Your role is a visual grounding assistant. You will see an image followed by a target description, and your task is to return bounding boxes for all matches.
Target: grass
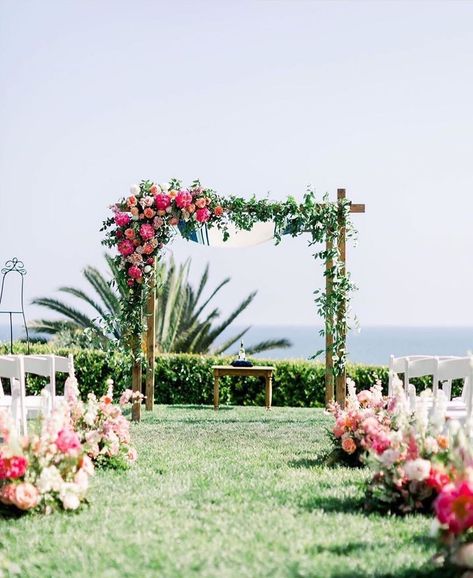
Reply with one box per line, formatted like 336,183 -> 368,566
0,406 -> 455,578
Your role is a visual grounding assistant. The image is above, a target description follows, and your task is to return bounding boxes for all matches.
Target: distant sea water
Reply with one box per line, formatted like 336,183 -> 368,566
217,325 -> 473,365
2,325 -> 473,366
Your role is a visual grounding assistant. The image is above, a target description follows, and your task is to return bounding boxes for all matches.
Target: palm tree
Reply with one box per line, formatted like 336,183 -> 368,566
30,255 -> 291,355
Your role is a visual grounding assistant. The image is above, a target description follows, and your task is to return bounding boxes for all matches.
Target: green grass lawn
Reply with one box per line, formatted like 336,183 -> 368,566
0,406 -> 454,578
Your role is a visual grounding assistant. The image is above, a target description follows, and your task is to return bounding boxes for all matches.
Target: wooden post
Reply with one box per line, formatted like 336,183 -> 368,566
131,341 -> 142,422
145,280 -> 156,411
335,188 -> 347,406
325,234 -> 335,405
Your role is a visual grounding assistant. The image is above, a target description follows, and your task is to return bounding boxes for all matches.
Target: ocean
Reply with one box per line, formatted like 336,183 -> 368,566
1,325 -> 472,366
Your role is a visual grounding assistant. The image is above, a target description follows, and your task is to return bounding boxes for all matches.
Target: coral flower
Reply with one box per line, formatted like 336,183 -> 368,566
341,437 -> 357,455
124,228 -> 135,240
143,208 -> 155,219
127,195 -> 137,207
435,480 -> 473,534
214,206 -> 224,217
195,198 -> 206,209
149,184 -> 158,195
12,482 -> 39,511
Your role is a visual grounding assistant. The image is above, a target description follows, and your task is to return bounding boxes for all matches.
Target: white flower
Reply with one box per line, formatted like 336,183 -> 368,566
130,184 -> 140,196
144,265 -> 152,274
404,458 -> 431,481
424,436 -> 439,455
420,388 -> 433,399
379,448 -> 400,468
160,182 -> 169,192
37,466 -> 63,494
59,483 -> 82,510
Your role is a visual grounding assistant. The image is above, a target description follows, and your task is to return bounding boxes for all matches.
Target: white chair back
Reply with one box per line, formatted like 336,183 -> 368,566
0,355 -> 27,434
437,356 -> 473,418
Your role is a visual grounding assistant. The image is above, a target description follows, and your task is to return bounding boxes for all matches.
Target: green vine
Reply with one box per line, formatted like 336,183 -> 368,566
102,180 -> 357,376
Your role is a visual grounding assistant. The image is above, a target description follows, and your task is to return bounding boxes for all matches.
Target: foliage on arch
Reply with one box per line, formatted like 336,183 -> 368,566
102,179 -> 356,374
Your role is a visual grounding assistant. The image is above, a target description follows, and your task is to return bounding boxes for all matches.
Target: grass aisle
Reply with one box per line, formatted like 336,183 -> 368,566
1,406 -> 452,578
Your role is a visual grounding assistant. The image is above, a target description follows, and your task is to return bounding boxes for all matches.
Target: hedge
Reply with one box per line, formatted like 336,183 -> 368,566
1,343 -> 444,407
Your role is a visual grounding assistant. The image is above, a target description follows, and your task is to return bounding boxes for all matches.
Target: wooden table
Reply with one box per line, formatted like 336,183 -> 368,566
212,365 -> 275,410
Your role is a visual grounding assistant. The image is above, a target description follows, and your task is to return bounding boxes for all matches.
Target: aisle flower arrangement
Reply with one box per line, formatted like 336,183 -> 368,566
0,407 -> 94,513
327,378 -> 392,467
364,387 -> 451,514
67,379 -> 140,469
432,424 -> 473,574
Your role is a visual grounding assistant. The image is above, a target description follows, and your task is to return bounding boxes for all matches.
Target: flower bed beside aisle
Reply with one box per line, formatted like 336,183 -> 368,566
0,378 -> 139,514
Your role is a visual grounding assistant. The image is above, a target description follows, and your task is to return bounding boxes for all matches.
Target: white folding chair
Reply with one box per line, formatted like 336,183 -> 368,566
23,353 -> 75,408
22,355 -> 55,418
436,357 -> 473,420
388,354 -> 460,397
0,355 -> 27,434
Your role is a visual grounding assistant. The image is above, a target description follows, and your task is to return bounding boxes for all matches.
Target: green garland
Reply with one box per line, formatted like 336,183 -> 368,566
102,180 -> 356,375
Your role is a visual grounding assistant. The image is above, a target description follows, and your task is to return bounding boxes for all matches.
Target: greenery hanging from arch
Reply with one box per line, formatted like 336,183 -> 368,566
101,179 -> 356,375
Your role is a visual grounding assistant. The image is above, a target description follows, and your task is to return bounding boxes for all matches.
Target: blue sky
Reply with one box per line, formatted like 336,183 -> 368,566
1,0 -> 472,327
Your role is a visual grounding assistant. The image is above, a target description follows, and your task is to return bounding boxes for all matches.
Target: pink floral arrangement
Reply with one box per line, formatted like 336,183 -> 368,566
327,378 -> 392,466
432,425 -> 473,573
66,380 -> 140,469
0,407 -> 94,513
103,180 -> 225,289
364,386 -> 451,514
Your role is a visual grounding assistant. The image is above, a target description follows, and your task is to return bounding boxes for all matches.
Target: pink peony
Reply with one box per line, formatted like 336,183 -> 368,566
195,207 -> 210,223
0,454 -> 28,479
128,266 -> 142,279
127,279 -> 134,286
117,239 -> 135,256
12,482 -> 39,510
139,223 -> 155,240
55,429 -> 81,455
114,212 -> 131,227
175,190 -> 193,209
435,481 -> 473,535
155,193 -> 171,210
153,216 -> 163,229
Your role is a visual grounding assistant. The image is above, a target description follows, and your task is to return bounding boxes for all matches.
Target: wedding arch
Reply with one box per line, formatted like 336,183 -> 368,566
102,180 -> 365,421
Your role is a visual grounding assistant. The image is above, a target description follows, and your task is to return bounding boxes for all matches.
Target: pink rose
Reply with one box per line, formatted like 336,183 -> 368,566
195,208 -> 210,223
153,216 -> 164,229
175,190 -> 193,209
143,208 -> 155,219
155,193 -> 171,210
55,428 -> 81,455
12,482 -> 39,511
149,184 -> 158,195
0,483 -> 17,505
128,266 -> 142,279
139,223 -> 155,240
117,239 -> 135,256
195,198 -> 206,209
341,436 -> 357,455
114,212 -> 131,227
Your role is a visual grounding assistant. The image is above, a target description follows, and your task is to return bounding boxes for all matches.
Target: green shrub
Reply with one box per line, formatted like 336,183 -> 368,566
0,343 -> 441,406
